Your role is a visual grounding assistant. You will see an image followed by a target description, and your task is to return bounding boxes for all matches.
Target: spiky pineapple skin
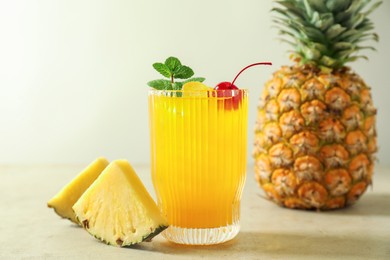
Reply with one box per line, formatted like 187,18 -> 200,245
253,64 -> 377,210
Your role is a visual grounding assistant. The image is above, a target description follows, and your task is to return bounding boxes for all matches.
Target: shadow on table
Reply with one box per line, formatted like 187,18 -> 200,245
324,193 -> 390,217
232,231 -> 387,258
129,194 -> 390,257
130,230 -> 388,258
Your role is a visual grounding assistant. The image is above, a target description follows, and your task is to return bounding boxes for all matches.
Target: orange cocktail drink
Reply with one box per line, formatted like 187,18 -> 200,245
148,89 -> 248,245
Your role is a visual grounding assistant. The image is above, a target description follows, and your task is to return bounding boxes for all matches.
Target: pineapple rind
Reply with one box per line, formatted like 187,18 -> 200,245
255,1 -> 380,210
141,225 -> 168,243
76,214 -> 167,247
73,160 -> 168,247
254,64 -> 376,210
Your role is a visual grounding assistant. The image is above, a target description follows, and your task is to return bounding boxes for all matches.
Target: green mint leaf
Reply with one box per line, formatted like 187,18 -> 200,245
174,65 -> 194,79
172,82 -> 183,90
182,77 -> 206,84
165,57 -> 182,73
152,63 -> 171,78
147,79 -> 172,90
148,56 -> 206,91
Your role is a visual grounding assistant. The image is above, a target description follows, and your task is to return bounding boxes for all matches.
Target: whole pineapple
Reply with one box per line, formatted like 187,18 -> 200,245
253,0 -> 381,210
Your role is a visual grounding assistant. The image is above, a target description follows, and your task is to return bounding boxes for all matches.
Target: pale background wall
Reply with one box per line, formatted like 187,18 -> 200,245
0,0 -> 389,165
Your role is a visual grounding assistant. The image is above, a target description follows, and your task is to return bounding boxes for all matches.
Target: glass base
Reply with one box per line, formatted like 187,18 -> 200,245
162,224 -> 240,245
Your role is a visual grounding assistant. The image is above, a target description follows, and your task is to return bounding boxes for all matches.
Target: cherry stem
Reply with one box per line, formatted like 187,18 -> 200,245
231,62 -> 272,86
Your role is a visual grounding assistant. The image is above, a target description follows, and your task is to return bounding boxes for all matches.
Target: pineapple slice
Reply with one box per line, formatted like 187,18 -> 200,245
48,157 -> 109,223
72,160 -> 168,247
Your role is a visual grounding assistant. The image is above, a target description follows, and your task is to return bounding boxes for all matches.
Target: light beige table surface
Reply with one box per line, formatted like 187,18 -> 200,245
1,164 -> 389,260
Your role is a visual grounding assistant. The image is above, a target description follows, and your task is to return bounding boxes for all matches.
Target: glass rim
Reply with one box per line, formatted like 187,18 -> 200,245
148,89 -> 249,94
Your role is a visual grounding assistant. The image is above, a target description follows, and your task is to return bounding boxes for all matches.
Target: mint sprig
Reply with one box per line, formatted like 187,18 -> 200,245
147,56 -> 205,90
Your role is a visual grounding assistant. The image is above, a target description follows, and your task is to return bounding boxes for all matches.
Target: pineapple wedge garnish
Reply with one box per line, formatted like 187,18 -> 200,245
72,160 -> 168,247
48,157 -> 109,223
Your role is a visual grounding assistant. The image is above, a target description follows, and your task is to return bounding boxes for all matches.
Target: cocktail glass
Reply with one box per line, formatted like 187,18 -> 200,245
148,89 -> 248,245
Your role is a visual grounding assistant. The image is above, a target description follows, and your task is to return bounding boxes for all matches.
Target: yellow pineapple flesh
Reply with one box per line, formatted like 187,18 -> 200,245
48,157 -> 109,223
72,160 -> 168,247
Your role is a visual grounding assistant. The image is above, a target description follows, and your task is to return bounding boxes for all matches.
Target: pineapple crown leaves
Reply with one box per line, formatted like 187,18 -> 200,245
273,0 -> 382,69
147,56 -> 205,90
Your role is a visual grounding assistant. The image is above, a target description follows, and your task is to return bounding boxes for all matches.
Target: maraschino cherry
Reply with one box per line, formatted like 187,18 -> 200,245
214,62 -> 272,109
215,81 -> 238,90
